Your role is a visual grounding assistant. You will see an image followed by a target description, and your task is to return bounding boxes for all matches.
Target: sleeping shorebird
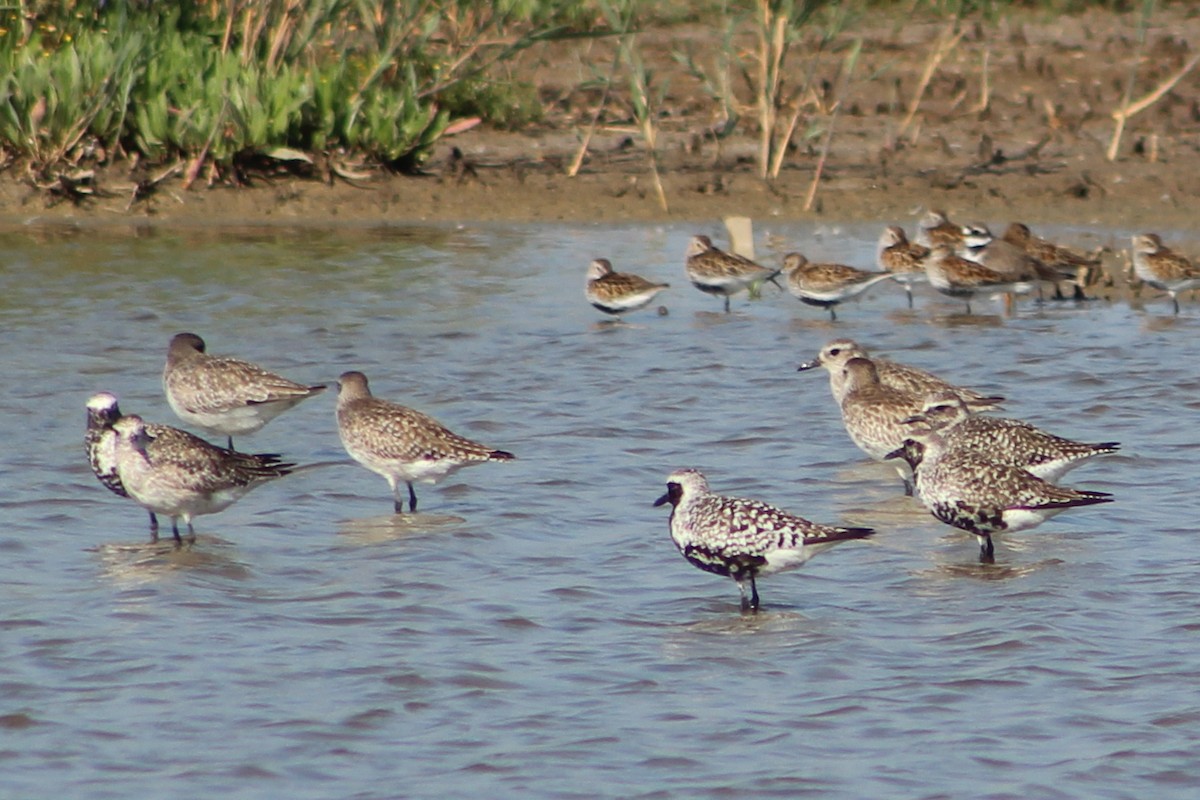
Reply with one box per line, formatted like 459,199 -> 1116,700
654,468 -> 873,612
1130,233 -> 1200,314
915,209 -> 965,251
684,234 -> 782,312
585,258 -> 669,317
163,332 -> 326,450
1002,222 -> 1098,300
780,253 -> 896,321
335,371 -> 515,513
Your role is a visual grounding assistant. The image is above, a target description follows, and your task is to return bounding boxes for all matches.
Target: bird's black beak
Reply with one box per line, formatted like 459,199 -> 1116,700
653,492 -> 670,507
796,359 -> 821,372
883,447 -> 903,461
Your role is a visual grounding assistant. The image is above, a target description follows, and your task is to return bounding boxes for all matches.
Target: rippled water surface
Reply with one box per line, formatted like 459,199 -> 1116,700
2,221 -> 1198,799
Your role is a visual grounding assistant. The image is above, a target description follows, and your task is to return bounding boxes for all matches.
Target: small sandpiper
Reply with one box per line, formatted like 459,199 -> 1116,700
837,357 -> 929,494
585,258 -> 669,317
915,209 -> 965,250
924,244 -> 1032,313
1002,222 -> 1098,300
903,391 -> 1120,484
1130,233 -> 1200,314
781,253 -> 896,321
109,414 -> 295,543
876,226 -> 930,308
886,424 -> 1113,561
654,468 -> 873,612
797,338 -> 1003,411
87,392 -> 290,536
684,234 -> 782,312
335,371 -> 515,513
163,332 -> 326,450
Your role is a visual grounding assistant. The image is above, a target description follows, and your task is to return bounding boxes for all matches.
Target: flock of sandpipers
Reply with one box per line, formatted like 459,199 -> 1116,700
87,209 -> 1187,612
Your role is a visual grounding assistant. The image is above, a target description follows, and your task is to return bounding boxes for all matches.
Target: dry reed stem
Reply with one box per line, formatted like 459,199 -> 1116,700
567,45 -> 622,178
898,21 -> 964,140
1107,53 -> 1200,161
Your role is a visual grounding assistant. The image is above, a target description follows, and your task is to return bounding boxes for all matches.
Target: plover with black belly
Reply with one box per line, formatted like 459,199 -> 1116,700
1130,233 -> 1200,314
876,226 -> 930,308
585,258 -> 669,317
886,425 -> 1113,561
87,392 -> 290,535
654,468 -> 873,612
335,371 -> 515,513
684,234 -> 782,312
837,357 -> 929,494
163,332 -> 326,450
109,414 -> 295,543
797,338 -> 1003,411
904,391 -> 1120,484
781,253 -> 896,321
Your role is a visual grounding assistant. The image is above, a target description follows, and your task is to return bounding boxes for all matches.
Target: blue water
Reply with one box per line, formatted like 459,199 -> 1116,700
1,221 -> 1197,799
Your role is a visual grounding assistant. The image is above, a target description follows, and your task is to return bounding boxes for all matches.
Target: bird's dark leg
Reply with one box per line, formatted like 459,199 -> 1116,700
749,575 -> 760,612
186,521 -> 196,544
227,436 -> 235,450
965,300 -> 972,314
829,307 -> 838,322
903,478 -> 914,497
979,535 -> 995,563
723,295 -> 731,313
407,482 -> 418,512
1172,295 -> 1181,315
906,287 -> 914,309
148,511 -> 159,533
172,520 -> 183,544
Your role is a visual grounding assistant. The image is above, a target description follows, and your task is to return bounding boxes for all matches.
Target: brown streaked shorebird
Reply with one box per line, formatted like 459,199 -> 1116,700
886,422 -> 1113,562
684,234 -> 782,312
797,338 -> 1004,411
924,244 -> 1033,314
1130,233 -> 1200,314
915,209 -> 965,251
335,371 -> 515,513
780,253 -> 896,321
653,468 -> 874,612
1002,222 -> 1098,300
876,226 -> 930,308
584,258 -> 669,317
162,332 -> 326,450
87,392 -> 291,536
108,414 -> 294,543
960,223 -> 1072,305
903,391 -> 1120,484
837,357 -> 929,494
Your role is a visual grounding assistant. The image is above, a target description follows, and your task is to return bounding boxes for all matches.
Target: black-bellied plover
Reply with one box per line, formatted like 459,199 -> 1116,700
1130,233 -> 1200,314
886,424 -> 1113,561
797,338 -> 1003,411
876,226 -> 930,308
653,468 -> 873,611
87,392 -> 288,535
163,332 -> 326,449
915,209 -> 965,250
837,357 -> 928,494
335,371 -> 515,513
684,234 -> 782,312
780,253 -> 895,321
1002,222 -> 1097,300
109,414 -> 294,543
903,391 -> 1120,483
585,258 -> 669,316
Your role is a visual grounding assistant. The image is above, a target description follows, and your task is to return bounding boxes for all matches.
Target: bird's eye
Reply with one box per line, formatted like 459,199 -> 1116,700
830,348 -> 841,356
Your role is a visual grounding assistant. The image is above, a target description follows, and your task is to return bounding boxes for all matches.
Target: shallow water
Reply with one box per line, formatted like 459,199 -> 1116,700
1,220 -> 1197,799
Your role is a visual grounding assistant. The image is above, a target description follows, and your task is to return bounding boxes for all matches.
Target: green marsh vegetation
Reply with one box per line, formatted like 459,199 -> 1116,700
0,0 -> 1161,201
